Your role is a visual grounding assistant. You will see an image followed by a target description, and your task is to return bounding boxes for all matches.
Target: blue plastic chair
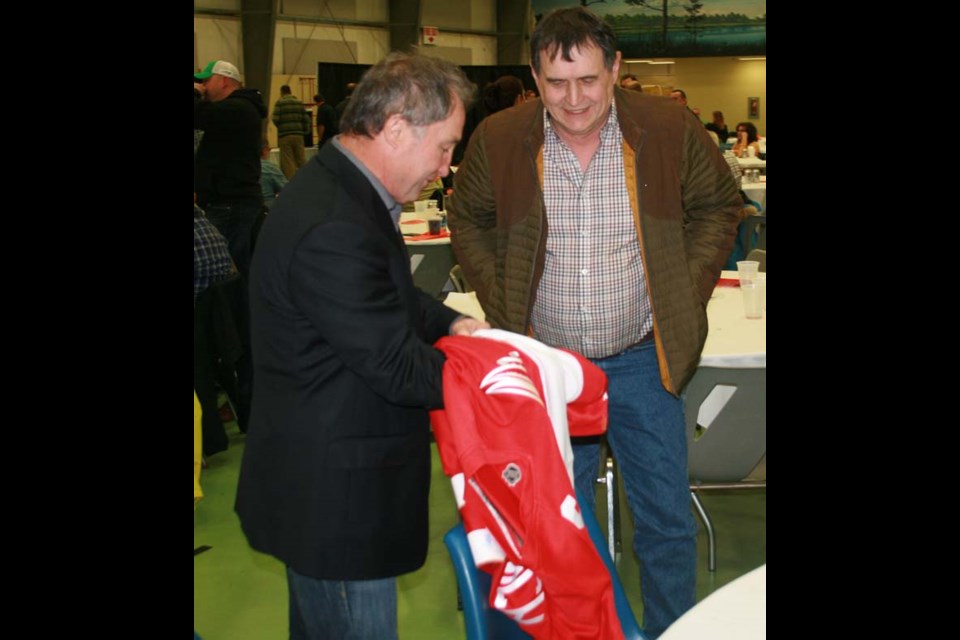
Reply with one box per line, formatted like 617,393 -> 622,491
443,489 -> 647,640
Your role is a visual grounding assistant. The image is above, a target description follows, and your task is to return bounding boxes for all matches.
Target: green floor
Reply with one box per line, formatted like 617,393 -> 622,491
195,421 -> 766,639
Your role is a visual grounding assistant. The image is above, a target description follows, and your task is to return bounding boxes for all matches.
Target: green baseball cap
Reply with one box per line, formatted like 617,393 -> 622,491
194,60 -> 240,82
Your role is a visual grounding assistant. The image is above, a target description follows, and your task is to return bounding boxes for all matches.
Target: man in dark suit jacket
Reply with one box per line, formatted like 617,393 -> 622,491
235,52 -> 484,639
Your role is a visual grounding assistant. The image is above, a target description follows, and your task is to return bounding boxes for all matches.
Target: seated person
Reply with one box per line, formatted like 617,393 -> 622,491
705,111 -> 729,142
259,139 -> 287,209
194,201 -> 235,304
731,121 -> 762,158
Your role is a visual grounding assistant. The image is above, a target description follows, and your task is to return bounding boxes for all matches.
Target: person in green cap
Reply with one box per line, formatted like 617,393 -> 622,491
194,60 -> 268,280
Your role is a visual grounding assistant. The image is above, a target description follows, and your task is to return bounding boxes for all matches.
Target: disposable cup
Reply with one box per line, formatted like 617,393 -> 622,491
427,217 -> 442,235
741,281 -> 763,319
414,200 -> 429,214
736,260 -> 760,285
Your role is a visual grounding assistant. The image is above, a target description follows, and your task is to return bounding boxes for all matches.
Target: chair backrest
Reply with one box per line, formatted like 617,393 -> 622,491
449,264 -> 472,293
443,489 -> 646,640
685,367 -> 766,484
748,214 -> 766,252
745,248 -> 765,272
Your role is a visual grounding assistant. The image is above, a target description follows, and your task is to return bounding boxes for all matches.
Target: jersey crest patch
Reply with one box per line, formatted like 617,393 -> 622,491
502,463 -> 522,487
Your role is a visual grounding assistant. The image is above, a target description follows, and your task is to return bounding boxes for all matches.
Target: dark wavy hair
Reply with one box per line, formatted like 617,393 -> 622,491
735,121 -> 759,144
530,7 -> 618,75
340,51 -> 475,138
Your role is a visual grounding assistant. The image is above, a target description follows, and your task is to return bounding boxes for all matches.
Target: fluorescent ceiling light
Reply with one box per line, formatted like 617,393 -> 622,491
623,59 -> 674,65
647,61 -> 675,65
738,57 -> 766,61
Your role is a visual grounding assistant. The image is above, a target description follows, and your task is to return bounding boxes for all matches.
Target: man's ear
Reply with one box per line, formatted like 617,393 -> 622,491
383,114 -> 407,149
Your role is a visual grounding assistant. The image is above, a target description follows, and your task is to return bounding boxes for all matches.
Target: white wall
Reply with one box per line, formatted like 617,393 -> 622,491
273,21 -> 391,70
194,15 -> 243,74
621,57 -> 767,136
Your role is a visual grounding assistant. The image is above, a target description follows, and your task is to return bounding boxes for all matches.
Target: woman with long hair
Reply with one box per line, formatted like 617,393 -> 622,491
732,121 -> 762,158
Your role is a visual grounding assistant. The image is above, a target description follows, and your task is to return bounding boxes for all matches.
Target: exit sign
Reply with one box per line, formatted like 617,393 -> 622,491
422,26 -> 439,46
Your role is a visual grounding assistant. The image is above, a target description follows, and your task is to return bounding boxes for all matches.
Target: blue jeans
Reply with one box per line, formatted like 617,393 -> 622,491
202,200 -> 264,281
573,341 -> 697,639
286,567 -> 397,640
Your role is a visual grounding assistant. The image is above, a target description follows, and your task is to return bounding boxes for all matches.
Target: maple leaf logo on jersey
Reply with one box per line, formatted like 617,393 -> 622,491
479,351 -> 543,406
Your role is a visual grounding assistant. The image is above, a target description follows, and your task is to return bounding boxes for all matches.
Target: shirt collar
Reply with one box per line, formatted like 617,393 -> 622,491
331,135 -> 404,227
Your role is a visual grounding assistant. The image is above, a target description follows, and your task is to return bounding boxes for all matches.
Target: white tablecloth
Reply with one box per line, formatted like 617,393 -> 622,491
741,181 -> 766,210
700,271 -> 766,368
735,157 -> 766,170
444,275 -> 765,370
660,565 -> 766,640
400,211 -> 450,245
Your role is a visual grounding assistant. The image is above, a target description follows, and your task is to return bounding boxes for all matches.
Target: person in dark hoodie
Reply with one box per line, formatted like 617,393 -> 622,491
194,60 -> 268,280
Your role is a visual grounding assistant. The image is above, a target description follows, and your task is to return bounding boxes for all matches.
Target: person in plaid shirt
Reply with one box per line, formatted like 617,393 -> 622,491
448,8 -> 741,637
193,203 -> 234,304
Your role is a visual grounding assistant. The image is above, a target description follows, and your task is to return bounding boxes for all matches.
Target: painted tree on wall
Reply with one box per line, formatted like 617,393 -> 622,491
532,1 -> 765,57
684,1 -> 705,47
625,0 -> 672,52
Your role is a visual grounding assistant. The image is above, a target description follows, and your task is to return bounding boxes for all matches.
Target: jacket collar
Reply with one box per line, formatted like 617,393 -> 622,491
316,142 -> 404,247
613,87 -> 647,154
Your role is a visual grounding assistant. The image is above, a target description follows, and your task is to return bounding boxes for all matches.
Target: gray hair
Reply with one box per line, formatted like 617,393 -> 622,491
340,51 -> 475,138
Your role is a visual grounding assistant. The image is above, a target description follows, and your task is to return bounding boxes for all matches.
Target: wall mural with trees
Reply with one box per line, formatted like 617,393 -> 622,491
531,0 -> 766,58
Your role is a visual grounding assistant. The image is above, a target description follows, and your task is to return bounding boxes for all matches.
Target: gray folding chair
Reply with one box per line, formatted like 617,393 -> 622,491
746,248 -> 766,272
448,264 -> 472,293
595,437 -> 623,563
750,214 -> 766,252
685,366 -> 766,572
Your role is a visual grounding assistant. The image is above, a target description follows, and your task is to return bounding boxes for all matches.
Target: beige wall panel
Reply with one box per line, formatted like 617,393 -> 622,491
283,38 -> 359,73
194,16 -> 243,74
279,0 -> 388,21
620,57 -> 766,136
273,21 -> 390,71
421,33 -> 496,65
195,0 -> 240,11
422,0 -> 495,31
418,45 -> 473,66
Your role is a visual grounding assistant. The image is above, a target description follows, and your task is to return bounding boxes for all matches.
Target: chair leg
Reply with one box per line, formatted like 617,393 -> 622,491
596,438 -> 622,564
607,455 -> 622,562
690,491 -> 717,572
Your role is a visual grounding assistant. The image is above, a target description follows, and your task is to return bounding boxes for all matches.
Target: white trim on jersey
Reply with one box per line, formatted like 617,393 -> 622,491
473,328 -> 583,485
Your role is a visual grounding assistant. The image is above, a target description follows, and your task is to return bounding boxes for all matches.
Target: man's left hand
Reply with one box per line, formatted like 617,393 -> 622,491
450,317 -> 490,336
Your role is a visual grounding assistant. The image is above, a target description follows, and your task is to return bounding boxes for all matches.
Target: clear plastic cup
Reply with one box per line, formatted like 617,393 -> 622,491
741,281 -> 763,318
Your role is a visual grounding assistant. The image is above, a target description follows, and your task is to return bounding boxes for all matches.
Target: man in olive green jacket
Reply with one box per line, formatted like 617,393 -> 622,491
447,8 -> 741,638
272,85 -> 310,178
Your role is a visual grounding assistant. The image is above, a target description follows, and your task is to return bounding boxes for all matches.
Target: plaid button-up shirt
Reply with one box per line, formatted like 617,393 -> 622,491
194,205 -> 234,304
531,103 -> 653,359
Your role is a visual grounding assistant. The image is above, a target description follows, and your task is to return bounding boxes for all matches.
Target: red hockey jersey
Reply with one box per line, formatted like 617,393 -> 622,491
431,329 -> 624,640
